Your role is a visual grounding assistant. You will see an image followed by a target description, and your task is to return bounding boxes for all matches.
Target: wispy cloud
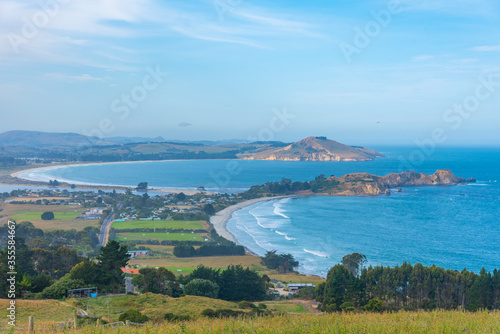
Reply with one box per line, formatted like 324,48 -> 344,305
471,45 -> 500,52
398,0 -> 497,17
0,0 -> 322,69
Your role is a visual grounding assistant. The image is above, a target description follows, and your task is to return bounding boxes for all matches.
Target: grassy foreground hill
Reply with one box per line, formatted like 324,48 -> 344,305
3,306 -> 498,333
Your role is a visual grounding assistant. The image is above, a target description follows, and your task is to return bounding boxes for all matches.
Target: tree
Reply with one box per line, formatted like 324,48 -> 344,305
41,212 -> 55,220
341,253 -> 367,277
175,192 -> 186,202
203,204 -> 216,216
69,261 -> 102,286
136,182 -> 148,191
261,251 -> 298,273
30,273 -> 53,293
41,276 -> 86,299
132,267 -> 180,296
184,279 -> 219,299
316,264 -> 365,312
96,241 -> 130,293
70,184 -> 76,189
218,265 -> 267,301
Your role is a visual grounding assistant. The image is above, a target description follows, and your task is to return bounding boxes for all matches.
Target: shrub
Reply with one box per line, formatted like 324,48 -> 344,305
238,301 -> 257,309
118,309 -> 149,324
40,277 -> 85,299
201,308 -> 245,318
164,313 -> 191,322
340,302 -> 355,311
364,299 -> 384,312
41,212 -> 55,220
184,279 -> 219,299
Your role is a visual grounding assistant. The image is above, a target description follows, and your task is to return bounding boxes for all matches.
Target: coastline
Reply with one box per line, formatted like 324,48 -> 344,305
210,195 -> 301,246
6,161 -> 212,196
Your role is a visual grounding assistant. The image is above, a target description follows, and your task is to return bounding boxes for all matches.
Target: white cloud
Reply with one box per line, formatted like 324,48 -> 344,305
471,45 -> 500,52
398,0 -> 497,17
412,55 -> 434,62
0,0 -> 322,69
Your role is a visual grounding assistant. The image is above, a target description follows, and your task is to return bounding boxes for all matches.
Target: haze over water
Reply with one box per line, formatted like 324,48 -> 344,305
22,147 -> 500,276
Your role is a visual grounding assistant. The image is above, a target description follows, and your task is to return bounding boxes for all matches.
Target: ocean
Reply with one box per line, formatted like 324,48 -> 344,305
19,147 -> 500,276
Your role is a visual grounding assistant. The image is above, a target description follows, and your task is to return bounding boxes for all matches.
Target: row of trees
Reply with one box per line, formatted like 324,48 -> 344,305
261,250 -> 298,274
316,254 -> 500,312
132,265 -> 268,301
173,243 -> 245,257
0,222 -> 99,251
240,176 -> 343,199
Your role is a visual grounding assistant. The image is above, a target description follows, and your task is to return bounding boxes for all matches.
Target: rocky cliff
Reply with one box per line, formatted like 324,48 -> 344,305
318,169 -> 467,196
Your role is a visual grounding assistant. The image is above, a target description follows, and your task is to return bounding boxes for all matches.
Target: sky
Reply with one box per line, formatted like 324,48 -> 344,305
1,0 -> 500,146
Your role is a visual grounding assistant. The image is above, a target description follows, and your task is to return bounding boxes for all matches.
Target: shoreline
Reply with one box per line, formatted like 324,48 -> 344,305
210,195 -> 303,247
7,161 -> 213,196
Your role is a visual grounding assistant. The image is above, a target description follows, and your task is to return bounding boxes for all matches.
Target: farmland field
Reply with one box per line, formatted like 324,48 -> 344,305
0,204 -> 99,231
112,220 -> 205,230
116,232 -> 206,241
10,211 -> 81,221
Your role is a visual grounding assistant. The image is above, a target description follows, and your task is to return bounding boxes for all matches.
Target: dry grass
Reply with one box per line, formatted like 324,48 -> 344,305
0,203 -> 99,231
8,309 -> 500,333
268,274 -> 325,285
129,255 -> 262,270
0,299 -> 76,328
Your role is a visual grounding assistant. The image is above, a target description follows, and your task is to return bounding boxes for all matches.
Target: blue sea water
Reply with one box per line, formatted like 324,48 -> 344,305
20,147 -> 500,276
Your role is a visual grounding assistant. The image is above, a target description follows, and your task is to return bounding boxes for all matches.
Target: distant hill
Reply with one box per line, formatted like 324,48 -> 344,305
0,130 -> 115,148
240,136 -> 384,161
106,136 -> 166,144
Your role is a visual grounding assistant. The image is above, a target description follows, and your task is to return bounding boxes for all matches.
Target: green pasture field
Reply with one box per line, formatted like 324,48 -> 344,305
112,220 -> 204,230
116,232 -> 206,242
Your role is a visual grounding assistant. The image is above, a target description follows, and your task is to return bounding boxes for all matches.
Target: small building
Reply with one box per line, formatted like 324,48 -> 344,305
68,287 -> 98,298
127,250 -> 149,258
287,283 -> 315,291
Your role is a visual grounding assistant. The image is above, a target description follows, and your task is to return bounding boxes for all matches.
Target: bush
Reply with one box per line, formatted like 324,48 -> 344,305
41,277 -> 85,299
202,308 -> 245,318
41,212 -> 55,220
258,303 -> 267,310
238,301 -> 257,309
364,298 -> 384,312
184,279 -> 219,299
164,313 -> 191,322
118,309 -> 149,324
340,302 -> 355,311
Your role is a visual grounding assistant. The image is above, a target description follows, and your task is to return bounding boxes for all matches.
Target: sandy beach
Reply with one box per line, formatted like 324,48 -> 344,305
210,195 -> 297,245
6,162 -> 210,196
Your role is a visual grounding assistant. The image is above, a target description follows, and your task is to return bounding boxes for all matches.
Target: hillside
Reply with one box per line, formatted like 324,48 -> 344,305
243,169 -> 469,198
240,136 -> 384,161
0,130 -> 117,148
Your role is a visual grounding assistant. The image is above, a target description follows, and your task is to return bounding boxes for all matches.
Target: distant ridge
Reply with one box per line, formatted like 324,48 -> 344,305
240,136 -> 384,161
0,130 -> 116,148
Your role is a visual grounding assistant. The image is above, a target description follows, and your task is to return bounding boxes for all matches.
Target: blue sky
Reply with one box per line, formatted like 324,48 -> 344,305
1,0 -> 500,146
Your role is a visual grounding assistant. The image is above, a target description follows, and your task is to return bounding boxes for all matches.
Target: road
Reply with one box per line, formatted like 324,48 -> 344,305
98,201 -> 122,247
125,277 -> 136,294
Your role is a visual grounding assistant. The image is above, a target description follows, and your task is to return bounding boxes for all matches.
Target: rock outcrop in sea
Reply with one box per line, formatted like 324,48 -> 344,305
317,169 -> 470,196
